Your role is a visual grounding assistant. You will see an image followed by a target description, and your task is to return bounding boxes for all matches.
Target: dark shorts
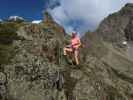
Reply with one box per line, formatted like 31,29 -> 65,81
72,47 -> 79,54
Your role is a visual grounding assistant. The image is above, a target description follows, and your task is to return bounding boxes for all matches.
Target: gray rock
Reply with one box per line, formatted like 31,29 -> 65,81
2,5 -> 133,100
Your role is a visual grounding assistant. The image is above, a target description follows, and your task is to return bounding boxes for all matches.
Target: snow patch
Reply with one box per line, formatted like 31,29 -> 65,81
123,41 -> 127,45
32,20 -> 42,24
0,19 -> 2,22
9,16 -> 24,21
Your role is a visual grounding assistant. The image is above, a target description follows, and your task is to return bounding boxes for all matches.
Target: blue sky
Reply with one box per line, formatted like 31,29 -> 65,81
0,0 -> 133,34
0,0 -> 45,20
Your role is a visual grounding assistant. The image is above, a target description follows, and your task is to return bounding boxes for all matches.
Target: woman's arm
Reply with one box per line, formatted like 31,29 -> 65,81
77,39 -> 82,47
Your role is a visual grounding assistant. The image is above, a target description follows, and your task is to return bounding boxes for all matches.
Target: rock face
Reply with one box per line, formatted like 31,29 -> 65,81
125,16 -> 133,41
43,11 -> 66,35
3,12 -> 67,100
1,4 -> 133,100
80,3 -> 133,100
81,31 -> 133,100
96,3 -> 133,46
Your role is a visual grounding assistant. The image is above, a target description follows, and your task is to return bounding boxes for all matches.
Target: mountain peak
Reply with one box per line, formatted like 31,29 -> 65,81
119,3 -> 133,16
44,11 -> 54,23
125,3 -> 133,7
8,16 -> 24,21
0,19 -> 2,22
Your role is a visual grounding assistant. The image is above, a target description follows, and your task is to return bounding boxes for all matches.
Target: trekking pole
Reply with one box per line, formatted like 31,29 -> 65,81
58,41 -> 62,65
58,47 -> 61,65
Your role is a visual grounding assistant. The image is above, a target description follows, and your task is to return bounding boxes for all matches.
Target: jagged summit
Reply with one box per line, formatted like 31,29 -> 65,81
120,3 -> 133,16
125,3 -> 133,8
43,11 -> 66,35
96,3 -> 133,46
43,11 -> 54,23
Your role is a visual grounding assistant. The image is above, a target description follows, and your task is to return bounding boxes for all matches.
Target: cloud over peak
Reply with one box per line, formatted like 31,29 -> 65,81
47,0 -> 133,35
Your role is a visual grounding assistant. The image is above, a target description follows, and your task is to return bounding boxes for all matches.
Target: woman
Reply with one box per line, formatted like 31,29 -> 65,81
63,32 -> 81,65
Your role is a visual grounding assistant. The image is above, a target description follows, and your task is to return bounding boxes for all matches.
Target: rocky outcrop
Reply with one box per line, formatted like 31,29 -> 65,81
1,5 -> 133,100
125,16 -> 133,41
96,3 -> 133,46
80,3 -> 133,100
81,32 -> 133,100
1,12 -> 68,100
43,11 -> 66,35
0,71 -> 7,100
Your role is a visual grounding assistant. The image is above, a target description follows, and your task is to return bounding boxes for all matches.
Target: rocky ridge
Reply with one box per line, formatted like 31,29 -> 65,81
0,4 -> 133,100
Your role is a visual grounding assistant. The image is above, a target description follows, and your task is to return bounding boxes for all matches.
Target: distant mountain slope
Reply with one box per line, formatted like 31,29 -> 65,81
96,3 -> 133,46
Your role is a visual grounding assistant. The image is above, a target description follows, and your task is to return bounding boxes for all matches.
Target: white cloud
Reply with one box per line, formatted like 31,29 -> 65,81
49,0 -> 133,34
49,6 -> 69,25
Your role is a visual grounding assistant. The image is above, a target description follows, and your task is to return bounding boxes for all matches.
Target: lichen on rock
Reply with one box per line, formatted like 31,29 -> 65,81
1,5 -> 133,100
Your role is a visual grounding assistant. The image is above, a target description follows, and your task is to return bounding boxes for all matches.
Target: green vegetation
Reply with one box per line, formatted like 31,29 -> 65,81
0,21 -> 24,64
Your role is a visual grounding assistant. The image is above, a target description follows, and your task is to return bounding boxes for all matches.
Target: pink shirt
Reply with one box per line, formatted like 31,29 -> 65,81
71,36 -> 80,49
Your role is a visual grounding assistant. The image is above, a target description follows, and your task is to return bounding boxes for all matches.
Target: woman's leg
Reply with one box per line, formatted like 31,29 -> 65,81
74,49 -> 79,65
63,47 -> 73,55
